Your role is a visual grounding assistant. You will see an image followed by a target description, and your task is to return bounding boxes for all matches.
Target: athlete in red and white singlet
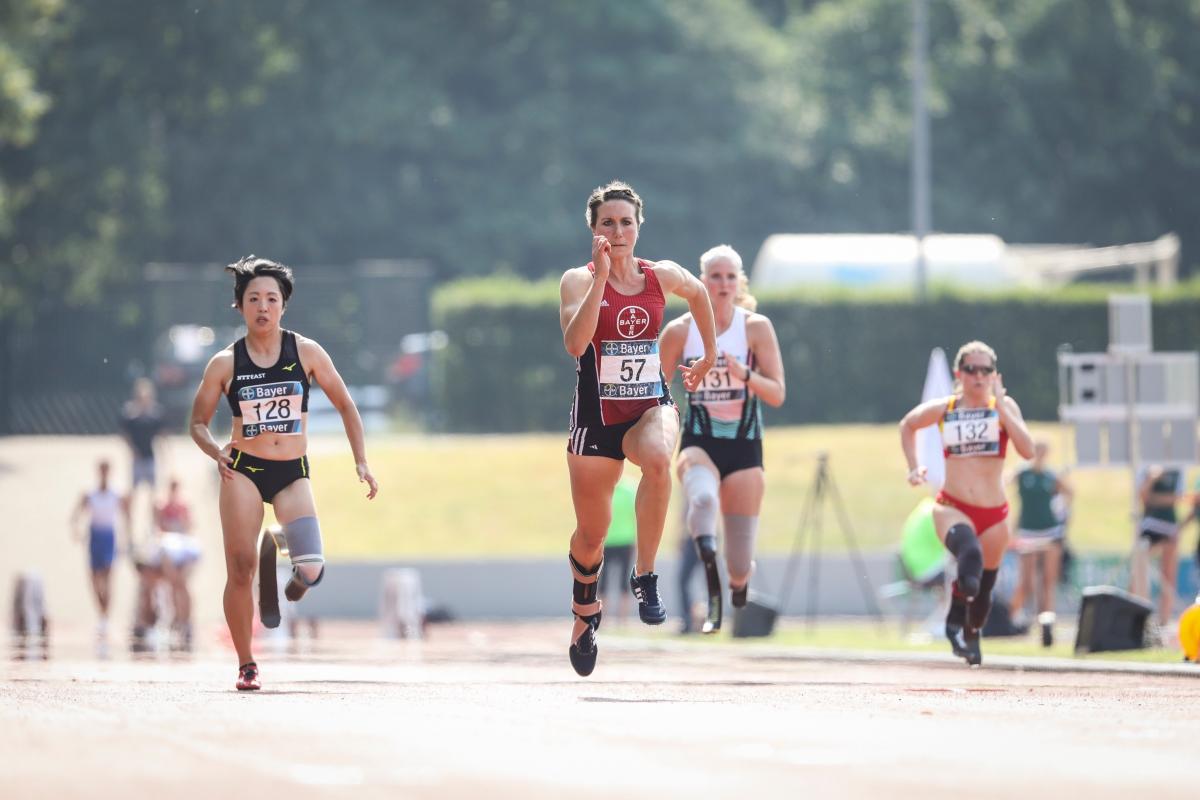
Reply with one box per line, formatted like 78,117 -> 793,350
557,181 -> 717,676
900,340 -> 1034,666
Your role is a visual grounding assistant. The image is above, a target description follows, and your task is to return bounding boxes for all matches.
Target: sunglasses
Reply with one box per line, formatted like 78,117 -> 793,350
960,364 -> 996,376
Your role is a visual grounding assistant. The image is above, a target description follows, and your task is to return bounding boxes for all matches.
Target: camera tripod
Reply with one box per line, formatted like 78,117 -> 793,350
778,452 -> 883,628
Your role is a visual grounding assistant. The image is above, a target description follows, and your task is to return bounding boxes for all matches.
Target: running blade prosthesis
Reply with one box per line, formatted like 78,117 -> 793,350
258,532 -> 281,629
945,623 -> 982,667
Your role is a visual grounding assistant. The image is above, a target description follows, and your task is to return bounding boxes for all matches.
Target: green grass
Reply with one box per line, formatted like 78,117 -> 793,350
617,620 -> 1190,664
309,423 -> 1193,559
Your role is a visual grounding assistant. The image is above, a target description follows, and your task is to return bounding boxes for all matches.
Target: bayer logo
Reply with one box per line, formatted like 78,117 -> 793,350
604,342 -> 619,356
616,306 -> 650,338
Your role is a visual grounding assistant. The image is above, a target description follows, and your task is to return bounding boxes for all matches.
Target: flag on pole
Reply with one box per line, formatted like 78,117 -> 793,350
916,347 -> 953,491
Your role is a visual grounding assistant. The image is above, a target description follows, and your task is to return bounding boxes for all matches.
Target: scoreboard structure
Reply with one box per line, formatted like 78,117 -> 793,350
1057,295 -> 1197,470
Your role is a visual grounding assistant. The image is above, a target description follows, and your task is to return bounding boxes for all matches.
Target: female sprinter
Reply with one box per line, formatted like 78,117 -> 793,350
190,256 -> 379,690
659,245 -> 785,633
899,341 -> 1034,666
559,180 -> 717,676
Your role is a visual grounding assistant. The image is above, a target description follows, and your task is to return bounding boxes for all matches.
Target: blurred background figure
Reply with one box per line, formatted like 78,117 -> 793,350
120,378 -> 166,540
1130,464 -> 1184,627
1008,440 -> 1072,647
598,476 -> 637,626
71,459 -> 127,657
155,478 -> 201,651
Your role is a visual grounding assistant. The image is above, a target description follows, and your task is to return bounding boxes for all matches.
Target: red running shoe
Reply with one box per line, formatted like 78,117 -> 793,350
236,661 -> 261,691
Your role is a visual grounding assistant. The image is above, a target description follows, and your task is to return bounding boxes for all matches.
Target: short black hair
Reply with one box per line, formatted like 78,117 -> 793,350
225,255 -> 295,307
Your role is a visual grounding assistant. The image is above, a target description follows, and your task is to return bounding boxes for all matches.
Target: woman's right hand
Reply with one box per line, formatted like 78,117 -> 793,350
591,236 -> 612,282
215,443 -> 235,482
907,466 -> 928,486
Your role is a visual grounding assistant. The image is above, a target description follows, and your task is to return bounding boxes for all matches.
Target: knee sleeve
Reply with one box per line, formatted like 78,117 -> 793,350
284,516 -> 324,586
945,523 -> 982,599
569,553 -> 603,626
683,467 -> 719,541
968,568 -> 999,631
722,514 -> 759,586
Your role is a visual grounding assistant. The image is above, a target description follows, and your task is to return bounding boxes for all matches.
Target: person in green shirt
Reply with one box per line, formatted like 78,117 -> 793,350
598,477 -> 637,624
1008,440 -> 1072,646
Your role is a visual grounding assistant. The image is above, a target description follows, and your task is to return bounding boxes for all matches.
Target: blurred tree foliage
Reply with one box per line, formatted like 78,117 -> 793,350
2,0 -> 1199,333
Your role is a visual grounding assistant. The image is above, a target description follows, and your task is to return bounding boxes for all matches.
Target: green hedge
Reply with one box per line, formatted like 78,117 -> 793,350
432,277 -> 1200,432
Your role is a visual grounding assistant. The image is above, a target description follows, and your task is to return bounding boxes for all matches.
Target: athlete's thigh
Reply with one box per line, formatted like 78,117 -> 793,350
719,467 -> 765,516
977,518 -> 1011,567
567,452 -> 624,534
272,477 -> 317,525
675,445 -> 717,482
622,405 -> 679,469
931,503 -> 972,544
219,472 -> 265,564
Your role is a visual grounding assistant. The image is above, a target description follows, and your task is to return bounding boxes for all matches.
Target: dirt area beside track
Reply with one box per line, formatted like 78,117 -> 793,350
4,620 -> 1199,800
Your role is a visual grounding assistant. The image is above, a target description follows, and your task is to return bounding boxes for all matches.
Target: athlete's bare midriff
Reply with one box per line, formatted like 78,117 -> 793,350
227,417 -> 309,461
942,459 -> 1006,507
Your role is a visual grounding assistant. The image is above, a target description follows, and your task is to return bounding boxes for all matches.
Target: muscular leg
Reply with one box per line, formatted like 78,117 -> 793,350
1009,551 -> 1034,620
1041,545 -> 1062,616
219,473 -> 265,667
719,467 -> 765,592
566,453 -> 622,647
623,405 -> 679,575
967,520 -> 1011,632
1159,538 -> 1179,625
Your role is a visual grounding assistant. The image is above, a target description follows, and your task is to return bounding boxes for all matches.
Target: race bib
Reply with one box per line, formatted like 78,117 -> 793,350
599,339 -> 663,400
942,407 -> 1000,456
689,355 -> 747,405
237,381 -> 304,437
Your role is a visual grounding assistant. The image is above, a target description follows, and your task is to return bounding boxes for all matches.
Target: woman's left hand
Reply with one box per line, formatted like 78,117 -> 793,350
357,462 -> 379,500
991,371 -> 1007,403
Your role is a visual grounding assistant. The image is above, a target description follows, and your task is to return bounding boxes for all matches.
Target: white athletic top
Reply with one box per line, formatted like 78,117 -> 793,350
87,489 -> 121,529
682,307 -> 762,440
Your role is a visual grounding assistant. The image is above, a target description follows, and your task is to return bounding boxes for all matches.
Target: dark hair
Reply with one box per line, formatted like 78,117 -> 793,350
585,180 -> 644,228
225,255 -> 295,308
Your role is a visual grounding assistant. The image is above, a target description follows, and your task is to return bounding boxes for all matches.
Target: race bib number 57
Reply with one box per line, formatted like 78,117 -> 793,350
599,339 -> 663,400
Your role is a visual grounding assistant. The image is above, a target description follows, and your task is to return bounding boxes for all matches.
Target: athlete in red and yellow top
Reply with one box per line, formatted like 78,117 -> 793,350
899,340 -> 1034,666
557,180 -> 717,677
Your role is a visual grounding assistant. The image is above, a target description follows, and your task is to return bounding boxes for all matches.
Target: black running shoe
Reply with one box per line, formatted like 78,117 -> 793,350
946,623 -> 982,666
568,621 -> 598,677
258,536 -> 281,629
629,569 -> 667,625
730,583 -> 748,609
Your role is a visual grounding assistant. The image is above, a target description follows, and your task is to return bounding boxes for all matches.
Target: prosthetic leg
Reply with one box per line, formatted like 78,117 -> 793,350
694,535 -> 723,634
258,527 -> 284,629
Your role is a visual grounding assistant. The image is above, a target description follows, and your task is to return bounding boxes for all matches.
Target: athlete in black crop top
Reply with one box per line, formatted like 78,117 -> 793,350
189,255 -> 379,691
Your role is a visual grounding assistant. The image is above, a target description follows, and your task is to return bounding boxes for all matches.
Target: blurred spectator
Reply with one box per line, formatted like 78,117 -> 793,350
598,477 -> 637,625
1130,464 -> 1184,626
1008,440 -> 1072,646
71,459 -> 127,656
156,478 -> 201,651
120,378 -> 166,538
